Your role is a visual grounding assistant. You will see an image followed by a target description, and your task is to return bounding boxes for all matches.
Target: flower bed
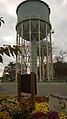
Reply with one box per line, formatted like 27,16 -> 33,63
0,95 -> 67,119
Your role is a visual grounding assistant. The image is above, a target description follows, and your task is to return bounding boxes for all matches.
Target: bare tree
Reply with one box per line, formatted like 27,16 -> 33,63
54,49 -> 67,63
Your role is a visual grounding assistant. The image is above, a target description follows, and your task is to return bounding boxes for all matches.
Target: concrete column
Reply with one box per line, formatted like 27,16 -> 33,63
38,20 -> 41,81
50,32 -> 53,80
29,19 -> 37,76
46,22 -> 50,81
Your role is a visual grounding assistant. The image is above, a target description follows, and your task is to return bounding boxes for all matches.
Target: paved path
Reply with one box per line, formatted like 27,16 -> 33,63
0,82 -> 67,97
37,82 -> 67,97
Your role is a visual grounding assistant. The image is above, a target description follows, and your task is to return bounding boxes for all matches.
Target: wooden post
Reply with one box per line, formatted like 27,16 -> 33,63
17,72 -> 21,103
31,72 -> 35,110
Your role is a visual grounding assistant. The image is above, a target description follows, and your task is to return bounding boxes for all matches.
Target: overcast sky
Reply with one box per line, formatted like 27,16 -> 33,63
0,0 -> 67,76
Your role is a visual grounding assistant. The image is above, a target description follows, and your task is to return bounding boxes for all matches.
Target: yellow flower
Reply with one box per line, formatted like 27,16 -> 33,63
0,111 -> 11,119
58,111 -> 67,119
33,102 -> 49,114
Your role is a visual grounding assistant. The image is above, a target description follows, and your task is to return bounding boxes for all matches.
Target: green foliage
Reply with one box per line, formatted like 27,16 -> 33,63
9,45 -> 14,57
0,55 -> 3,63
13,45 -> 21,56
0,47 -> 4,55
3,62 -> 16,82
11,107 -> 30,119
0,17 -> 4,26
4,47 -> 10,56
0,17 -> 21,63
0,45 -> 21,63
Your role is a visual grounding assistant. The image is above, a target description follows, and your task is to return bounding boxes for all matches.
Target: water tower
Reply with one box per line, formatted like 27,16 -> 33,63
16,0 -> 53,81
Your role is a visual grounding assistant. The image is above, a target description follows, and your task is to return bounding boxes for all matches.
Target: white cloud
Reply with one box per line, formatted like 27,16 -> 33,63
7,7 -> 16,17
0,0 -> 2,1
63,0 -> 67,4
3,36 -> 16,44
0,0 -> 23,16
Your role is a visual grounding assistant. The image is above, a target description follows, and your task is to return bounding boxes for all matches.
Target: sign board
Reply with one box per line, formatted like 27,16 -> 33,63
49,94 -> 67,114
21,73 -> 37,94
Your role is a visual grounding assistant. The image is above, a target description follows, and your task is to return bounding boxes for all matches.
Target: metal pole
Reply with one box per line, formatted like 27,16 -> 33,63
38,20 -> 41,81
46,22 -> 50,81
15,32 -> 18,82
42,50 -> 45,81
18,34 -> 20,63
50,32 -> 53,80
29,17 -> 32,72
21,23 -> 23,75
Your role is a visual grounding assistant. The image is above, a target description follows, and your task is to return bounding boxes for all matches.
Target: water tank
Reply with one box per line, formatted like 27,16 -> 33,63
16,0 -> 52,81
16,0 -> 51,41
